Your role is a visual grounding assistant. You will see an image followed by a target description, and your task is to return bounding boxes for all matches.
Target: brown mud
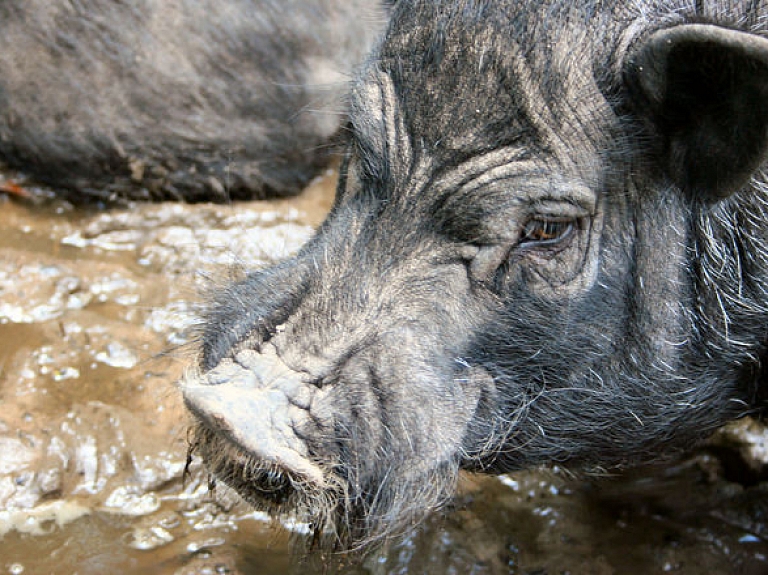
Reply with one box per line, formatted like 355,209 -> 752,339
1,169 -> 768,575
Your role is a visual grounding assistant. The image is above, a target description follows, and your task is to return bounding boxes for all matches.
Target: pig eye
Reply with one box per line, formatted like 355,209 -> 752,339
519,218 -> 575,247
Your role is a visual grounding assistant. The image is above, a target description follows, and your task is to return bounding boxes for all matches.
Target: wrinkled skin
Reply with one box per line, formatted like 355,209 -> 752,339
0,0 -> 386,202
183,0 -> 768,549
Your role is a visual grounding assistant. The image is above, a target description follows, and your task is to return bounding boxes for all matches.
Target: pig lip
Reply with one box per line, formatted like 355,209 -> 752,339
189,420 -> 298,506
180,347 -> 329,499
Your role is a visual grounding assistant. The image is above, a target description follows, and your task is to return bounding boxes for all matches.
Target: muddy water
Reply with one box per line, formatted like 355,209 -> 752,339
1,171 -> 768,575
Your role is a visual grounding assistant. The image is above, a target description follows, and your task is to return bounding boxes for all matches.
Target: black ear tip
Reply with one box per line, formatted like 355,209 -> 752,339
625,24 -> 768,203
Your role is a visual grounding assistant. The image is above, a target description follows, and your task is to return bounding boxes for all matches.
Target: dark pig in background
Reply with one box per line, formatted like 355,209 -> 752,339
182,0 -> 768,549
0,0 -> 387,202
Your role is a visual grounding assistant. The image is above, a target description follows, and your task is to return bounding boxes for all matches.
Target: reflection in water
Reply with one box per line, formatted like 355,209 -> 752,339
0,170 -> 767,574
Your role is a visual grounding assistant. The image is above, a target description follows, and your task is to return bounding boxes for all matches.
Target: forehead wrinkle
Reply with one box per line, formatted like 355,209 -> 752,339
351,67 -> 420,197
504,41 -> 584,173
377,69 -> 412,178
424,152 -> 537,239
503,20 -> 620,187
432,149 -> 542,202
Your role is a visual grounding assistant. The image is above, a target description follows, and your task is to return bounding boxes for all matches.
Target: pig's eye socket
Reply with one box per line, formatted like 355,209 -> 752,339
519,218 -> 575,247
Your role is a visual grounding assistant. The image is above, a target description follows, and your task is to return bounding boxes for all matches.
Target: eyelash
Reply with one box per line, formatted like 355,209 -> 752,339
519,218 -> 576,247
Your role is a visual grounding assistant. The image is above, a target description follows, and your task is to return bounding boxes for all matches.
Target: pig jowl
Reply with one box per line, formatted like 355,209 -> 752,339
183,0 -> 768,549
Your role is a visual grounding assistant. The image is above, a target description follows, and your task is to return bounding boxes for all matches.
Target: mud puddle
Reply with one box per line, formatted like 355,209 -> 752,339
1,169 -> 768,575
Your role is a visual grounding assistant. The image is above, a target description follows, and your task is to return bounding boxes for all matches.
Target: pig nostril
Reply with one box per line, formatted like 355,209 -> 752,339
312,377 -> 326,389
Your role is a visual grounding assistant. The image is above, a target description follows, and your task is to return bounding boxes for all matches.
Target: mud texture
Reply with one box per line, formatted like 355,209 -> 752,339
1,170 -> 768,574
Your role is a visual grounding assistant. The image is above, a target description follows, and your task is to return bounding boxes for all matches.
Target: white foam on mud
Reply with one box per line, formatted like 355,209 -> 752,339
0,500 -> 91,536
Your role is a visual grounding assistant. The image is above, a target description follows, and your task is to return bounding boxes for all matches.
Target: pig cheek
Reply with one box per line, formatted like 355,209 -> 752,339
302,371 -> 486,484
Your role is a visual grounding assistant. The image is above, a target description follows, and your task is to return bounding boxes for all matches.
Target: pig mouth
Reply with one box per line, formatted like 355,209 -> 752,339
181,346 -> 342,524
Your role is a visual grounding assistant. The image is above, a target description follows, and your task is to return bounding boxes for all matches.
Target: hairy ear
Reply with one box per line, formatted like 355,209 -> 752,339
624,24 -> 768,201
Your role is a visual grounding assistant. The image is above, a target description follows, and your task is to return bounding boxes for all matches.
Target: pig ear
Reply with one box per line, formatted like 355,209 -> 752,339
624,24 -> 768,201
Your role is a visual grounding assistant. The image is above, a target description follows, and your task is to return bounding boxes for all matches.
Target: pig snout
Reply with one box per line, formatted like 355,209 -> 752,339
183,345 -> 330,493
183,232 -> 497,546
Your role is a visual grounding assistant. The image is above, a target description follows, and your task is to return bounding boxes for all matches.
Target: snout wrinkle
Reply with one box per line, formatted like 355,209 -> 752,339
181,344 -> 327,486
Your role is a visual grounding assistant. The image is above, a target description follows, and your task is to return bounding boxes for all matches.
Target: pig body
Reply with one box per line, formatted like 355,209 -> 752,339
0,0 -> 386,202
183,0 -> 768,548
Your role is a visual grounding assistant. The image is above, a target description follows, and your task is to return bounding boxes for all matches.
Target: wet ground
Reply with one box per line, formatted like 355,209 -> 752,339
2,169 -> 768,575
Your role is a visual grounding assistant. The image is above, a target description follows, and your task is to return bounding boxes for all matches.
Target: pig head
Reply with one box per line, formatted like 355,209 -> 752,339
183,0 -> 768,548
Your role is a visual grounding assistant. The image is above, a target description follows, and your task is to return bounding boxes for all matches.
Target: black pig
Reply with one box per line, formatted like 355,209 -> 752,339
183,0 -> 768,549
0,0 -> 386,202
